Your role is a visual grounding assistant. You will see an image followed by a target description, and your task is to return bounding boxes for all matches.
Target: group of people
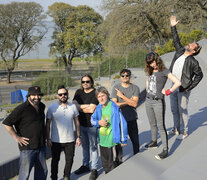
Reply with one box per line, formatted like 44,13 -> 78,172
2,16 -> 203,180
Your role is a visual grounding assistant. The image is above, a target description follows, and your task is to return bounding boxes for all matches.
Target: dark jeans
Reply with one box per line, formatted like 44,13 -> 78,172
100,146 -> 115,173
51,142 -> 75,180
127,120 -> 139,154
114,120 -> 139,164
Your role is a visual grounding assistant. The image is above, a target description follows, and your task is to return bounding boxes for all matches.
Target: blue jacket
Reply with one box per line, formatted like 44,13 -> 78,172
91,100 -> 128,144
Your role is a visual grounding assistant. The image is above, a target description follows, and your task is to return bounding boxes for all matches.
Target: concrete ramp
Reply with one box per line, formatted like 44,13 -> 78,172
99,40 -> 207,180
1,39 -> 207,180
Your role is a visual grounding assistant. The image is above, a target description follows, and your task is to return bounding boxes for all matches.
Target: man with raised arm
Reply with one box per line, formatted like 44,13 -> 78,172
168,16 -> 203,140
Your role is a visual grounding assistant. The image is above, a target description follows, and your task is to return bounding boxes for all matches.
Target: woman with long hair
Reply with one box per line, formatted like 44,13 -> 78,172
144,52 -> 181,160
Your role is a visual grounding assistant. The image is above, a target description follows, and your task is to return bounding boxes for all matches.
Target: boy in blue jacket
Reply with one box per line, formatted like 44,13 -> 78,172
91,86 -> 128,174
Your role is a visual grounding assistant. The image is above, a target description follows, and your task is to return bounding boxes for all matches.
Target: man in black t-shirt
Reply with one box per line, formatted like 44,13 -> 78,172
3,86 -> 47,180
73,74 -> 99,180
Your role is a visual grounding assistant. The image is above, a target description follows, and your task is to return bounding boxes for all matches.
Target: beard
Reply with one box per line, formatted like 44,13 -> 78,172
59,97 -> 68,104
29,97 -> 41,106
186,48 -> 191,52
186,45 -> 192,52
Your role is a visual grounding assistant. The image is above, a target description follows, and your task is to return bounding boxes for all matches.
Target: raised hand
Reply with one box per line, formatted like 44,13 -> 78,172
170,16 -> 179,26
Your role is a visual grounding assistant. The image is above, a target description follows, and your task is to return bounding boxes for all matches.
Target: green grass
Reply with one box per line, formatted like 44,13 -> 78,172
0,102 -> 21,108
18,58 -> 55,63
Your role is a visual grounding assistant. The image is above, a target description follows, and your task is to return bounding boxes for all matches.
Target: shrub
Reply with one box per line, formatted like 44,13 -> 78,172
157,29 -> 205,55
32,71 -> 76,95
113,74 -> 120,80
92,49 -> 146,78
43,95 -> 57,101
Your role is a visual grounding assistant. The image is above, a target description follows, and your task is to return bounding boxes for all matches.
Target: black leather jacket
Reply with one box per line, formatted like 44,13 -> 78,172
169,26 -> 203,92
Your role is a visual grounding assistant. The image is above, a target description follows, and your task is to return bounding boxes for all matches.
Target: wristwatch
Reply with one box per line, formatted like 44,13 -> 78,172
77,136 -> 82,139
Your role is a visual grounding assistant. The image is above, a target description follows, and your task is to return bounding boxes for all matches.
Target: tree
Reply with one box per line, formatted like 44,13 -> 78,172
100,0 -> 207,53
99,0 -> 172,53
0,2 -> 47,83
48,3 -> 103,72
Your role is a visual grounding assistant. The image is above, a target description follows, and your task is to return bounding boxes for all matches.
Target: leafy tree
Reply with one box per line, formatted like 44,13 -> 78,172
171,0 -> 207,31
100,0 -> 207,53
48,3 -> 103,73
0,2 -> 47,83
99,0 -> 172,53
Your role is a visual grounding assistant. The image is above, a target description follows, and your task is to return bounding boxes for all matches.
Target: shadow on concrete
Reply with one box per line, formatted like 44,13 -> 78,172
168,106 -> 207,156
188,106 -> 207,135
69,158 -> 103,180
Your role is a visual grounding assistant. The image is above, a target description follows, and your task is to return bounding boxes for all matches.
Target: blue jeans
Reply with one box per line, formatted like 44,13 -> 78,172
81,126 -> 98,170
170,90 -> 190,134
18,146 -> 48,180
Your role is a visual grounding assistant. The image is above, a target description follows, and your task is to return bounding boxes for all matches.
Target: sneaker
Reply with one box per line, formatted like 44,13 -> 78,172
74,165 -> 90,175
89,169 -> 98,180
155,149 -> 168,160
176,133 -> 188,140
167,128 -> 179,136
144,141 -> 158,149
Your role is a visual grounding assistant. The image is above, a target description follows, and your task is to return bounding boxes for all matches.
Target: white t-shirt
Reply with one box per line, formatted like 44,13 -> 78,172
172,55 -> 186,81
46,102 -> 79,143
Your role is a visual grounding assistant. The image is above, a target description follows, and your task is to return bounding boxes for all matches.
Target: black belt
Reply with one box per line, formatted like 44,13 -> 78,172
147,96 -> 160,100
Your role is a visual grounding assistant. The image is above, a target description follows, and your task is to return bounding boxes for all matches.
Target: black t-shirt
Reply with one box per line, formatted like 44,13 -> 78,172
73,88 -> 99,127
3,100 -> 46,151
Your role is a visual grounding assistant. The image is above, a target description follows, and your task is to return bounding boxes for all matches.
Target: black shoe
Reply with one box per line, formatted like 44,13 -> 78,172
155,149 -> 168,160
74,165 -> 90,175
89,169 -> 98,180
144,141 -> 158,149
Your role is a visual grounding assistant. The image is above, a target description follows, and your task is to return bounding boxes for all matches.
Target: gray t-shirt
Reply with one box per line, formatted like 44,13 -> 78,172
111,83 -> 140,121
147,68 -> 170,99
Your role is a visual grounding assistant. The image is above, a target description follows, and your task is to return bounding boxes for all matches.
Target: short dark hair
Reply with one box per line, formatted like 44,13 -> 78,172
193,43 -> 202,56
81,74 -> 94,87
57,85 -> 68,93
120,69 -> 131,76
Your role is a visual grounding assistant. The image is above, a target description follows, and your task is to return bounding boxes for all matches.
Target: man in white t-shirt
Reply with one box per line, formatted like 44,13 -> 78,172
168,16 -> 203,140
46,85 -> 81,180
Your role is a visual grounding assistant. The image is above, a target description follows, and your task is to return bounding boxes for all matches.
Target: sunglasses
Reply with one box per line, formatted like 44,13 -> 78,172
121,75 -> 130,78
58,93 -> 68,97
81,80 -> 90,84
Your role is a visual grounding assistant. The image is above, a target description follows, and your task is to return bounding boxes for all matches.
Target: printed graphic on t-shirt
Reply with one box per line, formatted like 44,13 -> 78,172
99,114 -> 110,136
148,74 -> 157,95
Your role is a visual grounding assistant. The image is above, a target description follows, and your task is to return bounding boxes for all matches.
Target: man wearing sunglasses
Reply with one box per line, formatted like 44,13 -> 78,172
111,69 -> 140,164
46,85 -> 81,180
73,75 -> 99,180
168,16 -> 203,140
